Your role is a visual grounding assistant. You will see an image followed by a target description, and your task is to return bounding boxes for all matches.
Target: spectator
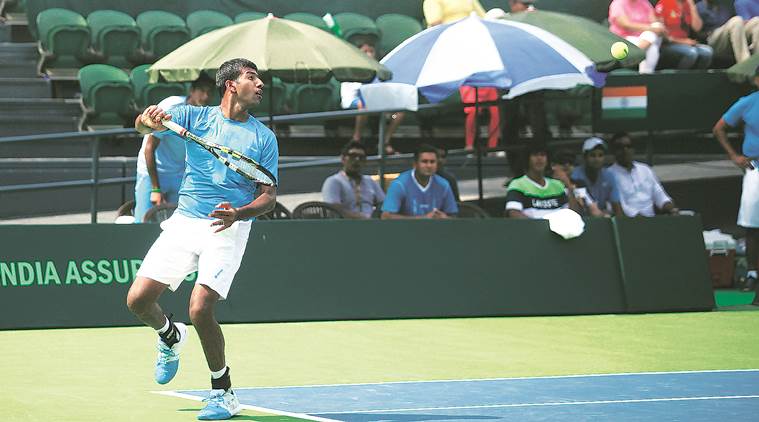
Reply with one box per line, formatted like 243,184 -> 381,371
696,0 -> 756,63
436,148 -> 461,202
508,0 -> 536,13
340,42 -> 405,154
609,0 -> 667,73
571,137 -> 622,215
460,85 -> 501,152
505,144 -> 580,219
423,0 -> 486,27
381,144 -> 458,218
607,133 -> 679,217
551,149 -> 606,217
712,64 -> 759,298
321,141 -> 385,219
656,0 -> 714,69
134,78 -> 214,223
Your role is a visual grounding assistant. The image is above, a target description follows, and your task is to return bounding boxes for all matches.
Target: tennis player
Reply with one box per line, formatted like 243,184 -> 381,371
126,58 -> 278,420
713,64 -> 759,303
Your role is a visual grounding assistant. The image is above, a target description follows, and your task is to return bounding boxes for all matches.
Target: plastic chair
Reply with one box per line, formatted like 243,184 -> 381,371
375,14 -> 422,56
87,10 -> 140,67
143,203 -> 177,223
334,12 -> 380,46
457,202 -> 490,218
186,10 -> 233,38
36,8 -> 90,68
256,202 -> 292,220
292,201 -> 346,219
290,83 -> 336,114
78,64 -> 134,126
283,12 -> 329,31
130,64 -> 186,108
234,12 -> 267,24
136,11 -> 189,62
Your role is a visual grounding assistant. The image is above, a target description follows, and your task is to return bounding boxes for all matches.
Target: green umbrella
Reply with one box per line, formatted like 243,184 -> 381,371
148,15 -> 392,84
501,10 -> 644,71
727,53 -> 759,84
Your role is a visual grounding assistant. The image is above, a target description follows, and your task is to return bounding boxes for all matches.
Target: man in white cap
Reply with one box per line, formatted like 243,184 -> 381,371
571,137 -> 621,215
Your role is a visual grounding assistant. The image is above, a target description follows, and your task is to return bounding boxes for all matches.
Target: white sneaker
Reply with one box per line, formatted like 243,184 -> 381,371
154,322 -> 188,384
197,389 -> 241,420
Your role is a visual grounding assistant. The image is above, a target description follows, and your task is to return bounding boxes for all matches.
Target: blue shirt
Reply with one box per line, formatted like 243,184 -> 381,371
696,1 -> 736,33
735,0 -> 759,20
382,170 -> 458,216
137,96 -> 187,177
571,165 -> 620,211
167,105 -> 279,220
723,91 -> 759,158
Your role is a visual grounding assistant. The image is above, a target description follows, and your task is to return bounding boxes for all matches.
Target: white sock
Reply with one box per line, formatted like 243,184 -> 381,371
748,270 -> 757,279
156,316 -> 170,335
211,366 -> 228,380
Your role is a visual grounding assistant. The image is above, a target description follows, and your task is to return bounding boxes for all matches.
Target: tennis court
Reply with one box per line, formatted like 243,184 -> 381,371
4,310 -> 759,421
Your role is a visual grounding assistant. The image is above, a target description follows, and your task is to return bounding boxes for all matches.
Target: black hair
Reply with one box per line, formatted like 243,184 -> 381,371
522,142 -> 549,171
190,74 -> 215,92
610,132 -> 632,151
755,64 -> 759,77
341,140 -> 366,156
215,58 -> 259,96
414,143 -> 439,161
551,148 -> 575,165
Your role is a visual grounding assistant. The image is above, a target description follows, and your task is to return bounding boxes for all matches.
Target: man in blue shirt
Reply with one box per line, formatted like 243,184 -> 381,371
134,77 -> 214,223
126,58 -> 278,420
381,144 -> 458,219
696,0 -> 755,63
571,137 -> 621,215
714,64 -> 759,302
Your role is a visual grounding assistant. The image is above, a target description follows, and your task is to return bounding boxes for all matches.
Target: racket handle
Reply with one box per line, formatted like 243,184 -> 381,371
161,119 -> 187,137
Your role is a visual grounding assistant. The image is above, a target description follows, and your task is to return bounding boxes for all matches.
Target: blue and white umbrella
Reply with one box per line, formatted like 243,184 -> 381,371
380,15 -> 606,103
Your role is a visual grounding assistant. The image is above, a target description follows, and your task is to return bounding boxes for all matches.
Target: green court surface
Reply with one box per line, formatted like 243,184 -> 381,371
3,311 -> 759,422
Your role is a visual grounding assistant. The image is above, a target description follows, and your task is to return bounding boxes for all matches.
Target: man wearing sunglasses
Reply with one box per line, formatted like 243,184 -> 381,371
607,132 -> 678,217
322,141 -> 385,219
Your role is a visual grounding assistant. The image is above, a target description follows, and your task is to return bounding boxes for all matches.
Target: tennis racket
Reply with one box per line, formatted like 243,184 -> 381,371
161,119 -> 277,186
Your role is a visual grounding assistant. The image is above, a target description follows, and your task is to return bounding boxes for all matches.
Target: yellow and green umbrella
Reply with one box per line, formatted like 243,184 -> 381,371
727,53 -> 759,84
502,10 -> 644,71
148,15 -> 392,84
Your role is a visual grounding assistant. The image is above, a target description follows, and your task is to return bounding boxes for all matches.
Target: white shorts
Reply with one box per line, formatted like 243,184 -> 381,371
738,168 -> 759,228
136,213 -> 252,299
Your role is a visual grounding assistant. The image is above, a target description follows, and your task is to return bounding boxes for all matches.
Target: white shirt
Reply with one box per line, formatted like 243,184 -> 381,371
340,82 -> 362,109
608,161 -> 672,217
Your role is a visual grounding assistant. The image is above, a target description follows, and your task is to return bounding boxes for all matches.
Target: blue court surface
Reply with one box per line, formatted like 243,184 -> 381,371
166,370 -> 759,421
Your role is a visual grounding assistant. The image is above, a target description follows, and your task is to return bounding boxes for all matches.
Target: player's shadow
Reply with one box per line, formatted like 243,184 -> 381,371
322,414 -> 500,421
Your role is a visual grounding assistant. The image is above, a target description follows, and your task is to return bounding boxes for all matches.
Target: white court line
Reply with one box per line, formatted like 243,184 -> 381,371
314,395 -> 759,415
213,368 -> 759,391
152,390 -> 340,422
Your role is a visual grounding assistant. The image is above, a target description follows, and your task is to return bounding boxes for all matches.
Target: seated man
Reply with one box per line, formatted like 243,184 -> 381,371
321,141 -> 385,219
134,77 -> 213,223
571,137 -> 621,215
607,133 -> 679,217
656,0 -> 713,69
381,144 -> 458,219
696,0 -> 758,64
551,149 -> 605,217
505,144 -> 580,219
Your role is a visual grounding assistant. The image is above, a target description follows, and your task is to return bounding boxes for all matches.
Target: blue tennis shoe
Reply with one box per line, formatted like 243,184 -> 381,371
197,389 -> 241,420
154,322 -> 188,384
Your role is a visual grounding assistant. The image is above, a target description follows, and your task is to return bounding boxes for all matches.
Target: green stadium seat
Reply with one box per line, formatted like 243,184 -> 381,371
78,64 -> 135,126
234,12 -> 267,24
283,12 -> 329,32
130,64 -> 186,108
86,10 -> 141,67
290,83 -> 338,114
375,14 -> 422,56
136,11 -> 190,63
186,10 -> 233,38
334,13 -> 380,47
36,8 -> 90,69
249,77 -> 287,116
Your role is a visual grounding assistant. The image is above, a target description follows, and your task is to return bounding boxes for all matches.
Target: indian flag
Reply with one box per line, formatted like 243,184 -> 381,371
601,86 -> 647,119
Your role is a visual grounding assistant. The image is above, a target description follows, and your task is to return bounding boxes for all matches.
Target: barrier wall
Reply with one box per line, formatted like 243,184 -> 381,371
0,217 -> 714,330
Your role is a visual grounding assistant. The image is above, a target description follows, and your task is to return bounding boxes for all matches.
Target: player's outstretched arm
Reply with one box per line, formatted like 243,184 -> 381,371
135,105 -> 171,134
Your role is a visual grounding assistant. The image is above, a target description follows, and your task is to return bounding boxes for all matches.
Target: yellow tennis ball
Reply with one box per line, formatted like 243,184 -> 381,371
611,42 -> 628,60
